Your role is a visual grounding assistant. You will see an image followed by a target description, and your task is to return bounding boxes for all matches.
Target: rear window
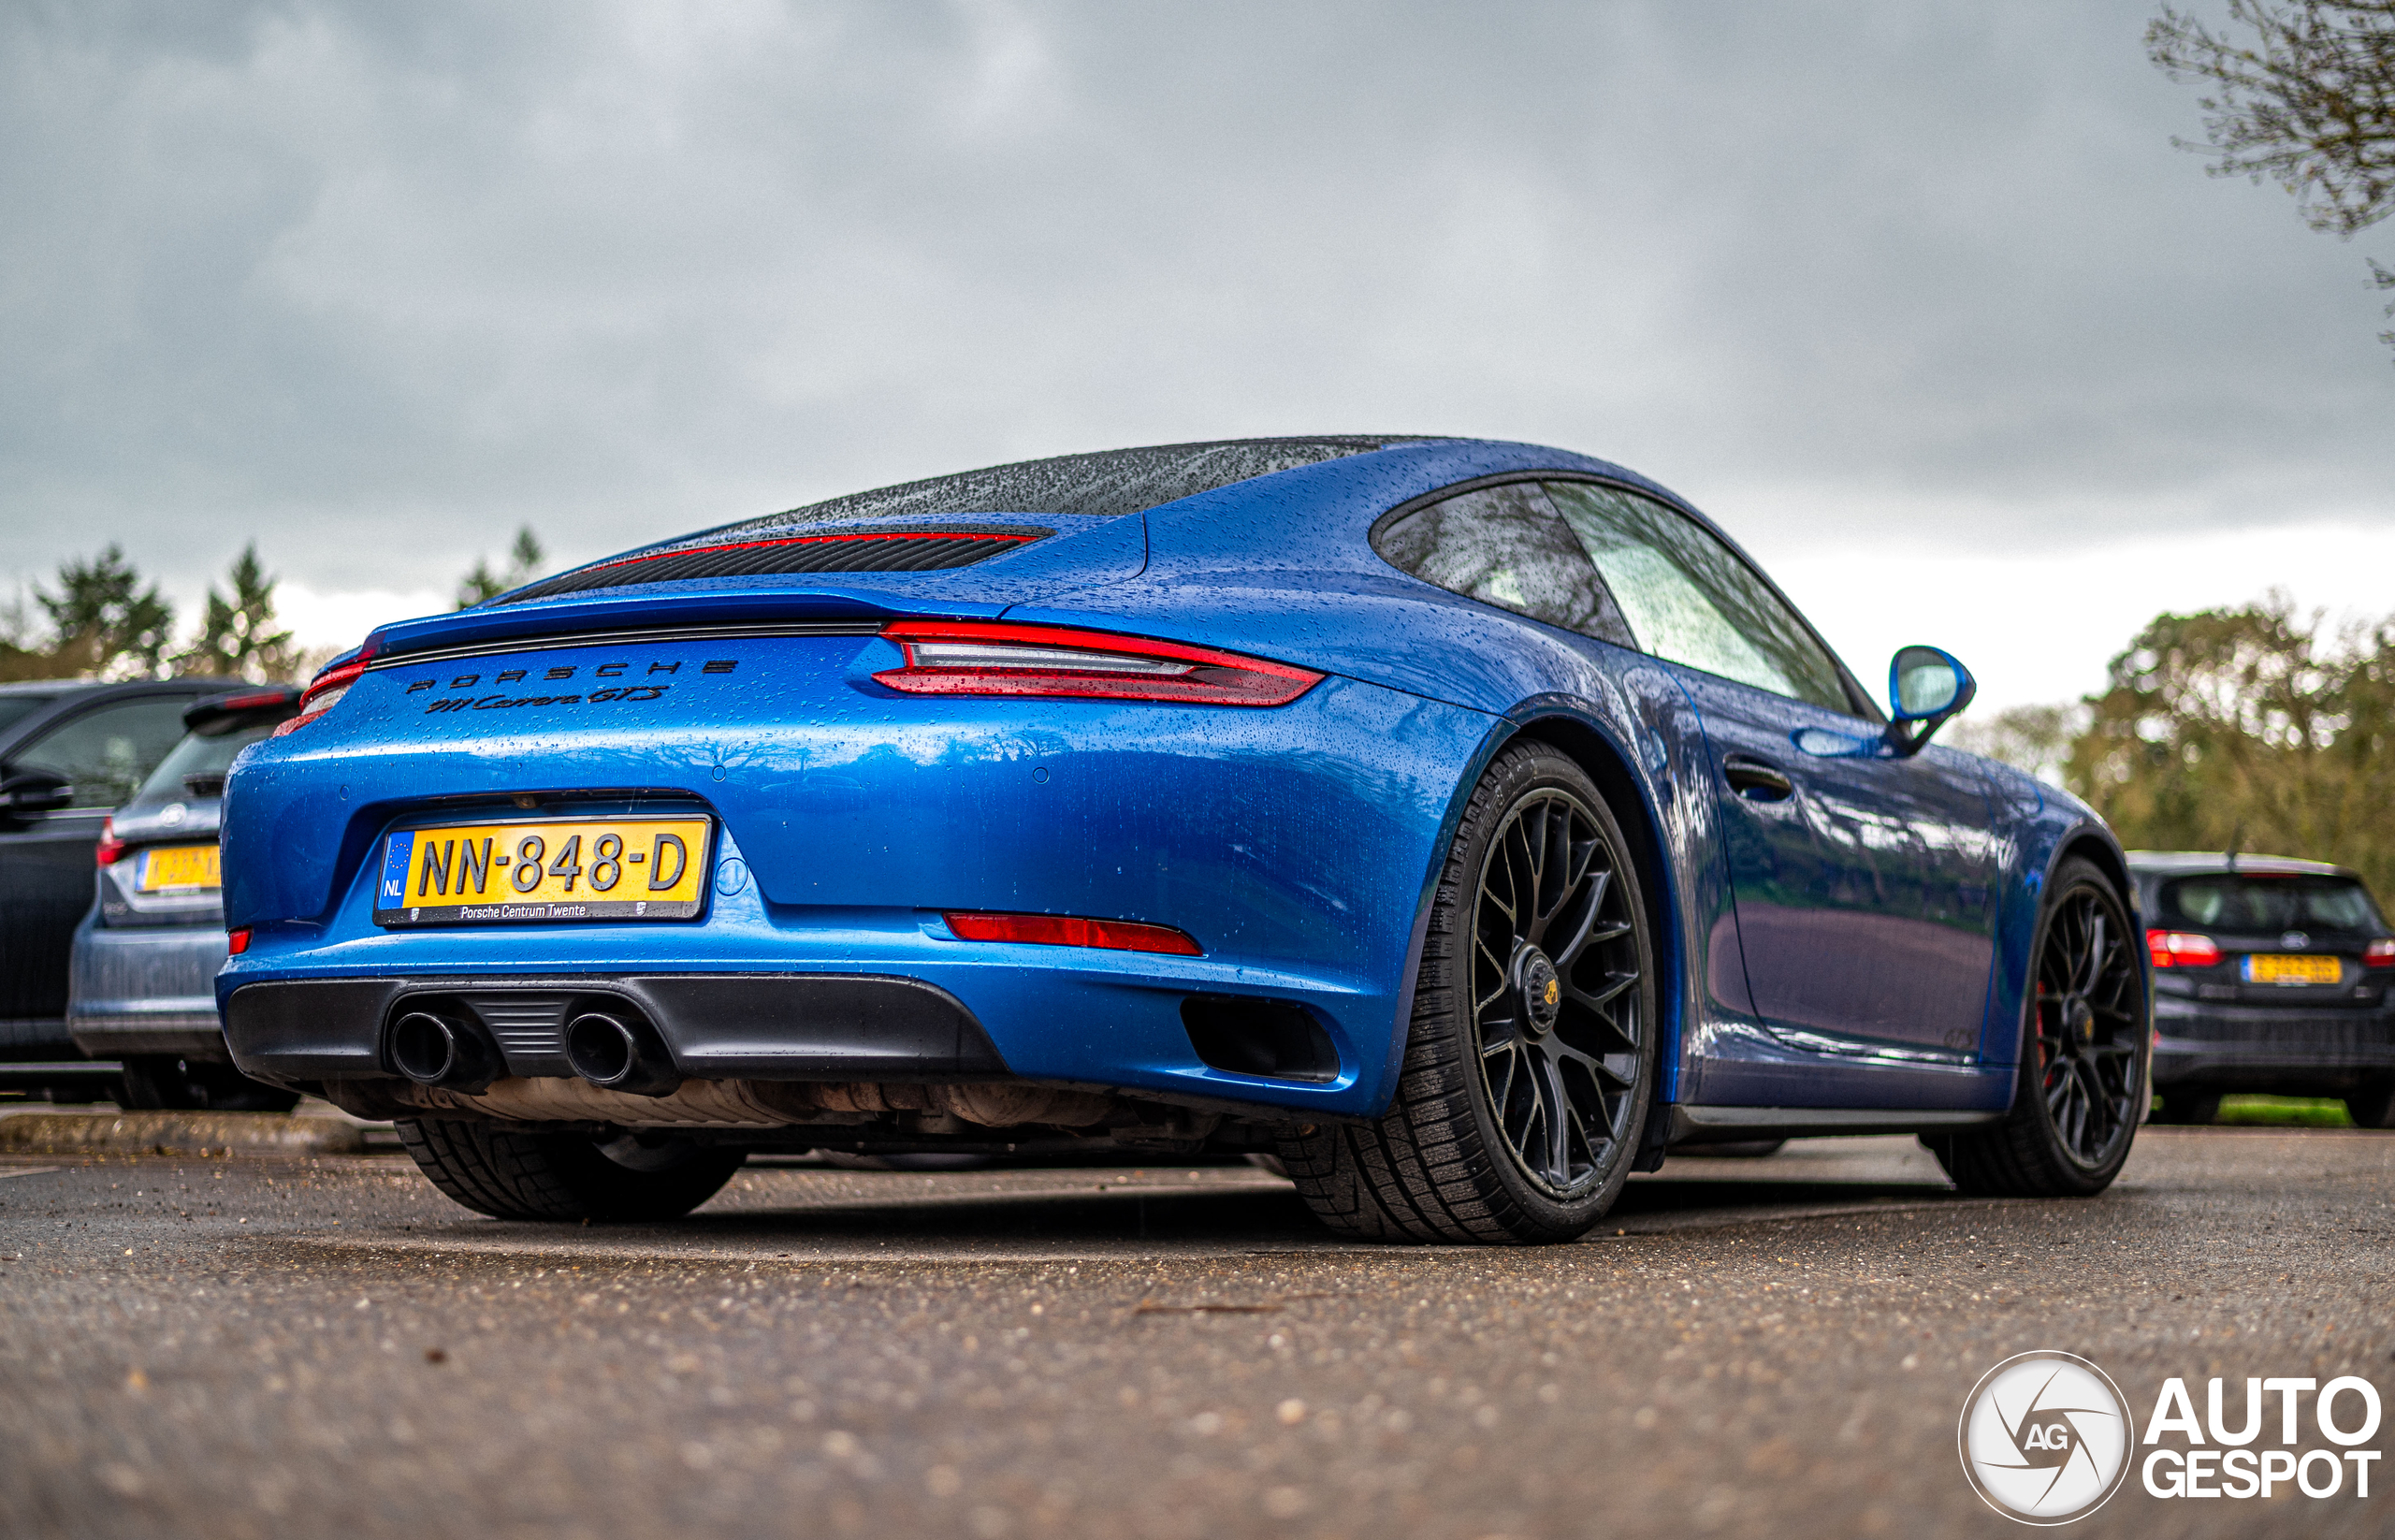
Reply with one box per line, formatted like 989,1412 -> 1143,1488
2159,876 -> 2385,936
129,719 -> 283,807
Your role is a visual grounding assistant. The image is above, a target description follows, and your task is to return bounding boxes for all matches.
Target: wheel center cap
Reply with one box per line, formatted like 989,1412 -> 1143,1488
1518,949 -> 1562,1036
2064,995 -> 2095,1044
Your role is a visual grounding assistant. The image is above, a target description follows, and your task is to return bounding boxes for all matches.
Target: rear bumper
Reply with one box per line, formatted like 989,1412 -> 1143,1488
2152,995 -> 2395,1094
225,973 -> 1005,1084
67,919 -> 230,1060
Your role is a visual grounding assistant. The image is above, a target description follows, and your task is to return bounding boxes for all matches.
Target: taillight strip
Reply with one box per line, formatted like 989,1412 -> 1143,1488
876,621 -> 1322,706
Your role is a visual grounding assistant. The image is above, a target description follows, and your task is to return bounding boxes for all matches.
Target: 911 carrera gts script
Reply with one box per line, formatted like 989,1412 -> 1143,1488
422,685 -> 669,713
403,658 -> 737,715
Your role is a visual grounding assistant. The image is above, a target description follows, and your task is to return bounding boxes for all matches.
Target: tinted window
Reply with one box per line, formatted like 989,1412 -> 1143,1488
10,696 -> 195,809
129,720 -> 282,807
1375,483 -> 1635,646
2161,876 -> 2384,935
1545,482 -> 1852,713
0,694 -> 54,735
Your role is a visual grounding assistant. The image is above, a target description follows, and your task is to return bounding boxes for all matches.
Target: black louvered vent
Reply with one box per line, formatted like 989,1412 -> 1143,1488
500,528 -> 1047,603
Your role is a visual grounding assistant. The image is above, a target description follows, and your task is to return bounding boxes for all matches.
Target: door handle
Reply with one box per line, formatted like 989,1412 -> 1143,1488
1723,754 -> 1794,802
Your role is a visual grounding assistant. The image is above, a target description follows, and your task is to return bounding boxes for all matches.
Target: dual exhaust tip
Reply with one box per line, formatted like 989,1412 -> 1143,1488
389,1005 -> 681,1097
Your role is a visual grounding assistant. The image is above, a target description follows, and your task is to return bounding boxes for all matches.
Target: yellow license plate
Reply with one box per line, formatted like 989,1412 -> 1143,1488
138,844 -> 221,892
2243,953 -> 2342,985
372,817 -> 713,926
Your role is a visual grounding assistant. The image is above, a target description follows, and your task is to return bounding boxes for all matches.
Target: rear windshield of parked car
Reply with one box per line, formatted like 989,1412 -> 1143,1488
130,719 -> 283,807
2159,875 -> 2385,935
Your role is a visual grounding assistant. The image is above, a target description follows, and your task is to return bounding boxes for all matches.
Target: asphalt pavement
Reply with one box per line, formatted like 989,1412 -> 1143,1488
2,1128 -> 2388,1539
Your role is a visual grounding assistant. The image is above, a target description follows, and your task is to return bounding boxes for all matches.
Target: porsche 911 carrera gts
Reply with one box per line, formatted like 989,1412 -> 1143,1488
217,437 -> 2150,1242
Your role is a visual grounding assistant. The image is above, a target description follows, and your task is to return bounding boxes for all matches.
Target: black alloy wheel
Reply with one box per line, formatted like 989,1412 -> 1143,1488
1279,742 -> 1656,1243
1933,857 -> 2149,1197
1470,789 -> 1646,1198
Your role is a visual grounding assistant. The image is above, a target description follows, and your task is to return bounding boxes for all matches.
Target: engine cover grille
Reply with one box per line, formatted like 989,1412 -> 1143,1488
501,528 -> 1046,603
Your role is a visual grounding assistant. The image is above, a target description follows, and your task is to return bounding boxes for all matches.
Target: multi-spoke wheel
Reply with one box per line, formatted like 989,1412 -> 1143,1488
1931,857 -> 2149,1197
1280,742 -> 1656,1242
1470,790 -> 1647,1198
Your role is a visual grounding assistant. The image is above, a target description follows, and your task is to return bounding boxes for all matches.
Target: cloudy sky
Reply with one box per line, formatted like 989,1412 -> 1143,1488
5,0 -> 2390,709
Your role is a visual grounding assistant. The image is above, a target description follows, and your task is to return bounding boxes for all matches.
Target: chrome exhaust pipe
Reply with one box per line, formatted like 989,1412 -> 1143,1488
563,1010 -> 682,1097
387,1010 -> 498,1093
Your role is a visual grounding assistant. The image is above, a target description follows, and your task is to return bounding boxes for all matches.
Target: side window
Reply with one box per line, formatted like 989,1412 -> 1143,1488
10,697 -> 195,809
1374,482 -> 1636,647
1545,482 -> 1853,713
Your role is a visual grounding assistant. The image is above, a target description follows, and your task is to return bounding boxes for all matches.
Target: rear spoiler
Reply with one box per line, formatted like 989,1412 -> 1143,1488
183,685 -> 303,734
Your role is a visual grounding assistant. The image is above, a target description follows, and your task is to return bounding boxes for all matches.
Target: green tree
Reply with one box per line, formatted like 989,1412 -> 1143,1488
456,526 -> 545,609
2065,593 -> 2395,895
1948,702 -> 2087,786
35,545 -> 176,678
176,543 -> 298,682
2149,2 -> 2395,349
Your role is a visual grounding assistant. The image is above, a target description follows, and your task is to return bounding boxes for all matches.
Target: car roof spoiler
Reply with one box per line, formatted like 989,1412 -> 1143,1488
183,685 -> 303,734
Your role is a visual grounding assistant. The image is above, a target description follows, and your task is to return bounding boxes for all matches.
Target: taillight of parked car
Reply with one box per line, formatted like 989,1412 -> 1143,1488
875,621 -> 1322,706
227,928 -> 251,955
2366,938 -> 2395,970
94,818 -> 124,866
2147,929 -> 2223,968
944,910 -> 1203,956
273,654 -> 370,736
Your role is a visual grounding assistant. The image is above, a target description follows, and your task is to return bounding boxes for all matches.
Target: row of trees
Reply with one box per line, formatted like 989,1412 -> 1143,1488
0,528 -> 544,686
1953,592 -> 2395,899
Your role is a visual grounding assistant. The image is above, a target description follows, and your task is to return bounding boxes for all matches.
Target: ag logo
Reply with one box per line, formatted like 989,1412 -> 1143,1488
1958,1351 -> 2132,1524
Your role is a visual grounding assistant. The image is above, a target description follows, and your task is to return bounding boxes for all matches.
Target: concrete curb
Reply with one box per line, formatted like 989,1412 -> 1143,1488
0,1111 -> 366,1156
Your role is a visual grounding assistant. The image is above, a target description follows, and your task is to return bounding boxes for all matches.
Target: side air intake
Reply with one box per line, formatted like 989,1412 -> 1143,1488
499,528 -> 1048,603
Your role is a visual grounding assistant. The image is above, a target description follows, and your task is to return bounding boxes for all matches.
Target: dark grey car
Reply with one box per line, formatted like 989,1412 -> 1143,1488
0,676 -> 235,1096
2134,850 -> 2395,1127
67,687 -> 301,1110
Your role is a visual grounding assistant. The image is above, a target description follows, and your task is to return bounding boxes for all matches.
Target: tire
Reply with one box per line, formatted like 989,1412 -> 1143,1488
2345,1080 -> 2395,1130
118,1055 -> 303,1113
396,1118 -> 744,1221
1280,742 -> 1657,1243
2153,1090 -> 2220,1126
1933,858 -> 2149,1197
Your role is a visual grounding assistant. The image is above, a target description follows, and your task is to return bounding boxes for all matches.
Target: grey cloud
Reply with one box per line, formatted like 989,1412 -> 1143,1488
2,0 -> 2388,617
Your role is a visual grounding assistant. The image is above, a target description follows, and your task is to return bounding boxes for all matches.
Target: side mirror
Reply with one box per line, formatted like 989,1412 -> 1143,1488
0,767 -> 74,816
1882,646 -> 1976,757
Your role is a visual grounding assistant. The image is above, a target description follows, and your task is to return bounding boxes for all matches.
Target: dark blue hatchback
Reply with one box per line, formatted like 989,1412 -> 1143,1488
215,437 -> 2149,1242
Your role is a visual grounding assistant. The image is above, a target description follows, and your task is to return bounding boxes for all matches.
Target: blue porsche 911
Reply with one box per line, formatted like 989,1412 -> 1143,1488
218,437 -> 2149,1242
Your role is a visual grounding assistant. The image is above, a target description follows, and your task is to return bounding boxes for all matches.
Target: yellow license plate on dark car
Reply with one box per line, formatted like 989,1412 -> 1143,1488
2243,953 -> 2341,985
138,844 -> 221,892
372,817 -> 712,926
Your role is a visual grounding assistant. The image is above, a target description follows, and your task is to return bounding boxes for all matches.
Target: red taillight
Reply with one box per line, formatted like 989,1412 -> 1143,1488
874,622 -> 1322,706
944,910 -> 1203,956
2147,929 -> 2223,968
2365,938 -> 2395,970
94,818 -> 124,866
273,655 -> 370,736
227,928 -> 251,955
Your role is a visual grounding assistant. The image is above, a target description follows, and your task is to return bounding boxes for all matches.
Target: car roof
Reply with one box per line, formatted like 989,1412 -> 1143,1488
0,677 -> 245,752
501,436 -> 1438,604
2126,850 -> 2359,880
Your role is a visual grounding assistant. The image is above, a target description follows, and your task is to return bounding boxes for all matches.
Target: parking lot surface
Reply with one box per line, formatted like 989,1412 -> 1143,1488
3,1129 -> 2388,1539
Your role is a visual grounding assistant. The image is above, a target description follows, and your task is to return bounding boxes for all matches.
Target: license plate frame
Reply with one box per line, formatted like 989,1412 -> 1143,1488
372,816 -> 713,926
2241,952 -> 2342,986
138,844 -> 222,893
